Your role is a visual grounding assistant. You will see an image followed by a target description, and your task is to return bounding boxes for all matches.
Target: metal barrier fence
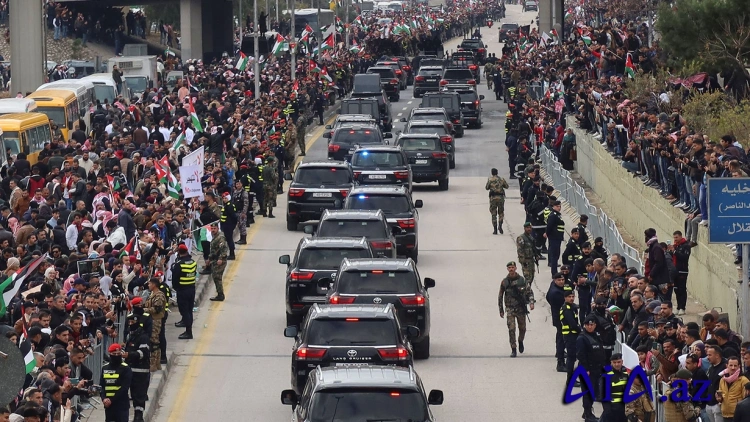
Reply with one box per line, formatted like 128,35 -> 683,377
539,146 -> 645,273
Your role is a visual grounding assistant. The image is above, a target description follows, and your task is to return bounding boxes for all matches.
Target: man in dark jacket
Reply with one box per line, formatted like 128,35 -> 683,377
645,228 -> 669,286
546,273 -> 571,372
577,314 -> 606,422
671,231 -> 691,315
733,382 -> 750,422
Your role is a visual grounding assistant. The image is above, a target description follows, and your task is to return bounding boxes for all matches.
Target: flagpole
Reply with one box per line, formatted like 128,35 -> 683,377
254,0 -> 261,100
345,0 -> 349,50
239,0 -> 243,42
291,0 -> 296,81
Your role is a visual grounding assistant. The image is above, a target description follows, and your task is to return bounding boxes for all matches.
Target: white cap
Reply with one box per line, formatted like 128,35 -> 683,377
254,158 -> 262,165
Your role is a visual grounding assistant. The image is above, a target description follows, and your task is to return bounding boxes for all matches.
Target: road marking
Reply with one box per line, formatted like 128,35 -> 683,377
407,100 -> 413,104
397,112 -> 403,117
292,113 -> 338,172
166,221 -> 262,422
402,107 -> 408,111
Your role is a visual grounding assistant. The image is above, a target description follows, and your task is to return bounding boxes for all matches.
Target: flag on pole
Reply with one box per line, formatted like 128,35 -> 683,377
320,32 -> 336,50
349,39 -> 361,54
19,338 -> 35,374
321,66 -> 334,83
188,101 -> 203,132
625,53 -> 636,79
581,35 -> 592,46
172,128 -> 187,152
271,34 -> 288,56
164,99 -> 175,116
165,47 -> 175,57
0,254 -> 47,318
119,237 -> 142,261
106,174 -> 120,192
309,59 -> 321,73
301,24 -> 314,40
236,52 -> 249,71
155,156 -> 181,199
564,9 -> 573,20
541,32 -> 552,45
191,219 -> 216,252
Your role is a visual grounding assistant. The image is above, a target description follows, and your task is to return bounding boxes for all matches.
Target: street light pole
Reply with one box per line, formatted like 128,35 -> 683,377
239,0 -> 243,43
345,0 -> 349,49
254,0 -> 260,100
291,0 -> 296,81
276,0 -> 279,23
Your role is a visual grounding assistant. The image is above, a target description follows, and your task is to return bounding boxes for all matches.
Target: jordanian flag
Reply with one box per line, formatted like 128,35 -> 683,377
320,32 -> 335,51
172,127 -> 186,152
625,53 -> 636,79
272,34 -> 288,56
349,39 -> 361,54
321,66 -> 333,83
236,52 -> 249,71
309,60 -> 321,73
156,155 -> 181,199
106,174 -> 120,192
119,236 -> 142,262
0,254 -> 47,318
564,9 -> 573,20
188,101 -> 203,132
301,24 -> 314,40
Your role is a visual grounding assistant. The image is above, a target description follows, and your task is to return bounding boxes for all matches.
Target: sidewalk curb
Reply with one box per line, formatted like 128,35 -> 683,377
143,350 -> 176,421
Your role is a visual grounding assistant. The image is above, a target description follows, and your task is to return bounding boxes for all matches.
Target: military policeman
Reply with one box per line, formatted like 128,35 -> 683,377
601,353 -> 628,422
562,228 -> 583,266
485,168 -> 509,234
546,273 -> 573,372
233,180 -> 249,244
100,344 -> 132,422
559,289 -> 580,381
498,261 -> 535,357
516,222 -> 538,284
143,277 -> 167,371
122,313 -> 151,422
220,191 -> 237,260
262,156 -> 279,218
171,244 -> 197,339
207,223 -> 229,302
577,315 -> 606,422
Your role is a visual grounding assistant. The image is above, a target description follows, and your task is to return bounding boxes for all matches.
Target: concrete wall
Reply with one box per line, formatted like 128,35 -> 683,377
570,124 -> 740,327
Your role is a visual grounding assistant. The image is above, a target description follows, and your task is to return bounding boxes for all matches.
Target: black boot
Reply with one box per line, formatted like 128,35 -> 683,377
174,320 -> 184,327
178,331 -> 193,340
133,409 -> 145,422
228,252 -> 236,260
493,223 -> 498,235
268,209 -> 276,218
210,295 -> 225,301
237,235 -> 247,245
556,359 -> 566,372
510,348 -> 517,357
518,340 -> 524,353
498,220 -> 504,234
199,268 -> 211,275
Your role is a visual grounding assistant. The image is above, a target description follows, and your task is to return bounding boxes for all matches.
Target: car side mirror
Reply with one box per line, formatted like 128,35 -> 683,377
281,389 -> 298,406
384,132 -> 393,139
283,326 -> 298,338
428,389 -> 444,405
279,255 -> 291,265
325,124 -> 332,129
323,132 -> 331,138
456,44 -> 460,49
399,117 -> 407,122
317,277 -> 334,291
414,199 -> 423,208
479,95 -> 485,100
424,277 -> 436,289
403,325 -> 420,339
303,225 -> 315,235
284,173 -> 293,181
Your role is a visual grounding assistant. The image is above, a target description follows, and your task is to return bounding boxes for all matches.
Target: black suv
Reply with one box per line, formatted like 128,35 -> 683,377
323,114 -> 377,139
396,133 -> 450,190
440,67 -> 477,89
366,66 -> 400,101
325,258 -> 435,358
340,98 -> 386,131
286,161 -> 355,231
402,119 -> 455,169
413,65 -> 443,98
344,185 -> 423,260
327,125 -> 389,162
349,91 -> 393,131
447,52 -> 480,81
350,146 -> 412,191
376,60 -> 408,90
499,23 -> 519,42
458,38 -> 487,63
281,365 -> 444,421
306,209 -> 400,258
279,237 -> 374,326
388,56 -> 414,85
443,84 -> 484,128
420,92 -> 465,138
282,304 -> 419,393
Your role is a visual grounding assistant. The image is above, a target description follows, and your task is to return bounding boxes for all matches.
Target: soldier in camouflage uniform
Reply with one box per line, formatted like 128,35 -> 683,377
232,180 -> 249,244
143,277 -> 167,371
262,155 -> 279,218
485,167 -> 510,234
516,222 -> 538,285
207,223 -> 229,301
498,261 -> 535,357
297,116 -> 307,156
284,121 -> 298,164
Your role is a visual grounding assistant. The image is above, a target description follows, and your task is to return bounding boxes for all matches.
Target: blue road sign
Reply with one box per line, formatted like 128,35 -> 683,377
707,177 -> 750,243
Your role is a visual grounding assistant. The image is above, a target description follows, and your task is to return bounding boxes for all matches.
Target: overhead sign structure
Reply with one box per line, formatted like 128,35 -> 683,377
707,177 -> 750,244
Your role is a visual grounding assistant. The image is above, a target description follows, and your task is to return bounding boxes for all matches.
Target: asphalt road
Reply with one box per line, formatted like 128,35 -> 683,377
153,5 -> 585,421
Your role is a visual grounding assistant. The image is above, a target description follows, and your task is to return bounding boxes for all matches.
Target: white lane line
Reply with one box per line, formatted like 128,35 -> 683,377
402,107 -> 408,111
397,112 -> 403,117
407,100 -> 413,104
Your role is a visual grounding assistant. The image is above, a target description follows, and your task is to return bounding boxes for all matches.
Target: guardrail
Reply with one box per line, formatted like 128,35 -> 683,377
539,146 -> 645,273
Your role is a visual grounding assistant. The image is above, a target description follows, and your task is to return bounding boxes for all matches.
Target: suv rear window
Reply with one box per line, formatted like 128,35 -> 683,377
443,69 -> 473,79
400,137 -> 440,150
310,389 -> 429,421
318,220 -> 387,238
418,68 -> 442,77
342,103 -> 377,117
421,59 -> 444,67
338,270 -> 417,294
297,248 -> 371,269
407,125 -> 447,136
412,112 -> 445,121
296,167 -> 352,185
306,319 -> 397,345
348,195 -> 411,213
458,92 -> 478,102
423,96 -> 458,110
501,24 -> 518,30
351,151 -> 405,167
368,68 -> 396,78
332,129 -> 381,145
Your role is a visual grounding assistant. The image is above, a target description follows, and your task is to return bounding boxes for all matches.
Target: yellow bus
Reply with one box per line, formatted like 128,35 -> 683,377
0,113 -> 54,166
26,89 -> 79,141
37,80 -> 96,130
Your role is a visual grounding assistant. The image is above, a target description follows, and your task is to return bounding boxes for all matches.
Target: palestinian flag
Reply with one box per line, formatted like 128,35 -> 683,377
188,101 -> 203,132
625,53 -> 636,79
106,174 -> 121,192
268,125 -> 276,136
411,18 -> 418,29
236,52 -> 249,71
119,236 -> 142,261
0,254 -> 47,318
581,35 -> 592,46
172,127 -> 186,152
349,39 -> 361,54
321,66 -> 334,83
271,34 -> 288,56
191,219 -> 215,252
19,338 -> 35,374
354,16 -> 363,26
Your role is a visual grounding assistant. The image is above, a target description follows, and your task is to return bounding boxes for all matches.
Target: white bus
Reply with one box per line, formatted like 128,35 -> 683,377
0,98 -> 38,115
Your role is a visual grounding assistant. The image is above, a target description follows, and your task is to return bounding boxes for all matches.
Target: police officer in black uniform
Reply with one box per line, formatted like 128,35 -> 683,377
601,353 -> 628,422
220,191 -> 237,260
559,289 -> 580,383
172,244 -> 197,339
100,344 -> 132,422
589,296 -> 617,362
546,272 -> 573,373
123,313 -> 151,422
576,314 -> 606,422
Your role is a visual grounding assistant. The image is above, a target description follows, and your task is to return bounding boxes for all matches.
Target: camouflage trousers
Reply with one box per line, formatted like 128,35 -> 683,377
264,185 -> 277,209
212,261 -> 227,296
506,311 -> 527,349
520,260 -> 535,285
149,317 -> 162,371
489,197 -> 505,225
238,212 -> 247,236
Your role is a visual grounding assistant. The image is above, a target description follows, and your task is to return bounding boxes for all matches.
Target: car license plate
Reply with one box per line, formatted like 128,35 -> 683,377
415,159 -> 429,165
369,174 -> 387,179
335,363 -> 368,367
313,192 -> 332,198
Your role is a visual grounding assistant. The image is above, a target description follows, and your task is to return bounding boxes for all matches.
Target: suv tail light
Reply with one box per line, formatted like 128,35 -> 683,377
474,100 -> 480,107
397,218 -> 415,229
328,144 -> 340,153
399,295 -> 426,306
469,65 -> 478,71
329,295 -> 356,304
432,151 -> 448,159
467,80 -> 476,85
439,79 -> 448,86
395,69 -> 402,75
370,241 -> 394,250
453,119 -> 461,124
440,135 -> 452,143
403,65 -> 411,71
291,271 -> 315,281
478,48 -> 486,53
353,171 -> 362,178
391,79 -> 399,85
394,171 -> 409,179
339,189 -> 350,197
415,75 -> 425,82
378,346 -> 410,360
296,347 -> 327,360
288,188 -> 305,197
